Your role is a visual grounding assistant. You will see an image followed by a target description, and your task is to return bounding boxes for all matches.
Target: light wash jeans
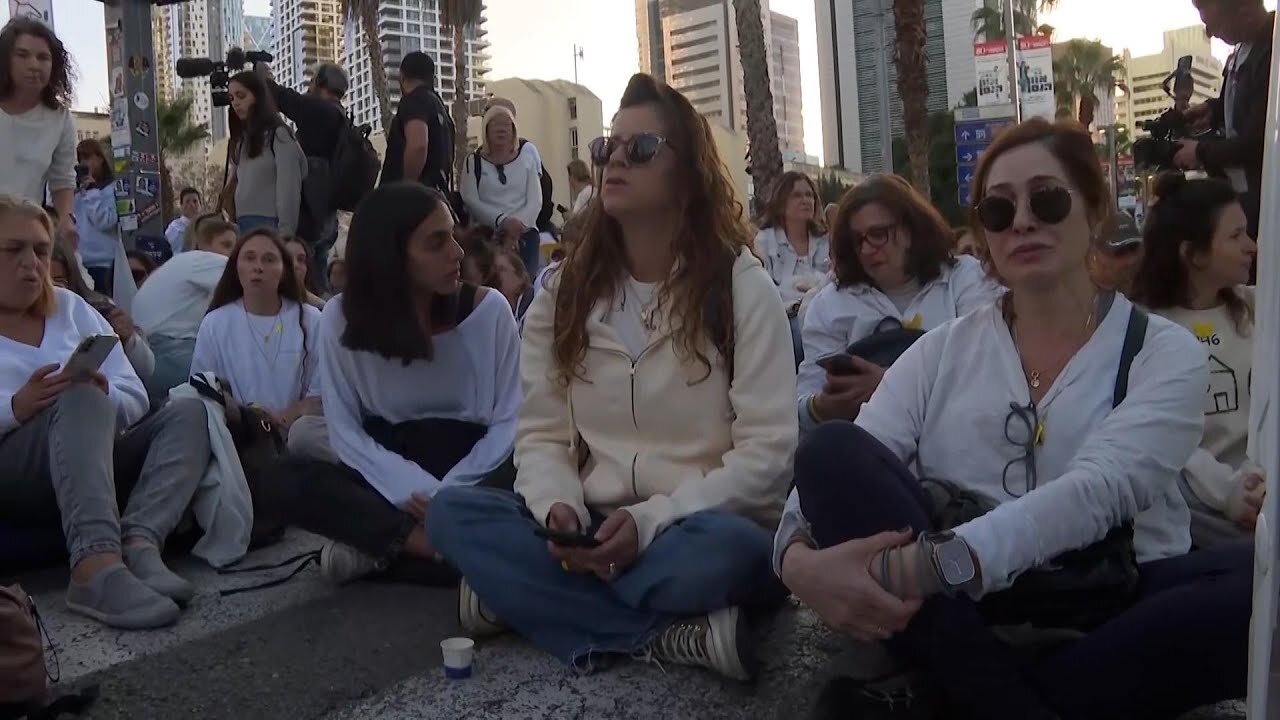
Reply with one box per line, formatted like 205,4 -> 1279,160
0,385 -> 210,567
427,486 -> 787,669
145,334 -> 195,407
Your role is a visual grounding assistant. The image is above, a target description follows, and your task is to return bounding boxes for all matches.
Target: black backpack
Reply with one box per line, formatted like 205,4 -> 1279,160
330,114 -> 380,212
473,139 -> 555,232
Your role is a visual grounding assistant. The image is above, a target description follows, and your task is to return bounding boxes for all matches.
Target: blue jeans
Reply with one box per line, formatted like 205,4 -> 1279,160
428,487 -> 787,668
519,228 -> 541,278
237,215 -> 278,234
145,334 -> 195,407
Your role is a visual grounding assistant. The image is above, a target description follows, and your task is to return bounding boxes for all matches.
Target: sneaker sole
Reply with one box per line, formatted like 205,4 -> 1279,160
707,606 -> 753,682
319,545 -> 373,585
66,598 -> 180,630
458,581 -> 506,637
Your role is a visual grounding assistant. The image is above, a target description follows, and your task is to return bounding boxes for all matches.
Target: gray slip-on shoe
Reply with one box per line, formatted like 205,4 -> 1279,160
66,565 -> 180,629
124,544 -> 196,605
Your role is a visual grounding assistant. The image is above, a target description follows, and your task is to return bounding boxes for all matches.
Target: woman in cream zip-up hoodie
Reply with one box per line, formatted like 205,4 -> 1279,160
429,73 -> 797,683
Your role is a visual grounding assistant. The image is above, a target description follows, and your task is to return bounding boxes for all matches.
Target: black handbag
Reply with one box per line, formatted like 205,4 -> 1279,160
846,317 -> 926,368
924,307 -> 1149,631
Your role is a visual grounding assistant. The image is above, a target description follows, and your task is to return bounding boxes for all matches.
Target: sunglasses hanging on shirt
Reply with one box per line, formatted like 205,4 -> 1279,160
975,186 -> 1074,233
588,133 -> 670,167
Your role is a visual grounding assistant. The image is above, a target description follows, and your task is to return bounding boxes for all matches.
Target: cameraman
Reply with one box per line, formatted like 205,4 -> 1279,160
255,61 -> 347,281
1175,0 -> 1274,242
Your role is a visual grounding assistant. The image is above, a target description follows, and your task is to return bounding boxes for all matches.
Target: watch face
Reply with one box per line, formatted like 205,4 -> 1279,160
936,539 -> 976,586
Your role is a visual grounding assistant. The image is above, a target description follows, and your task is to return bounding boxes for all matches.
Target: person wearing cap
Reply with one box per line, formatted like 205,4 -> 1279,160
1088,211 -> 1143,295
460,104 -> 545,277
379,52 -> 453,195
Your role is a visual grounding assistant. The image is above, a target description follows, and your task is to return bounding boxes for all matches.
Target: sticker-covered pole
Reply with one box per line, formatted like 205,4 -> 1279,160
103,0 -> 164,255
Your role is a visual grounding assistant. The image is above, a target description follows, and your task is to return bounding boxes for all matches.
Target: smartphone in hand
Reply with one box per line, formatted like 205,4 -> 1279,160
534,526 -> 601,548
816,352 -> 858,376
63,334 -> 119,378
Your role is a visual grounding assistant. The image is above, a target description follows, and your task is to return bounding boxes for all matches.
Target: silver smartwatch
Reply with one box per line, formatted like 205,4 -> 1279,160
920,530 -> 980,597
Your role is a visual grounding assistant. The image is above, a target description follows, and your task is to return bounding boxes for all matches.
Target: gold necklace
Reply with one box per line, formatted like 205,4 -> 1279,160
1017,296 -> 1097,390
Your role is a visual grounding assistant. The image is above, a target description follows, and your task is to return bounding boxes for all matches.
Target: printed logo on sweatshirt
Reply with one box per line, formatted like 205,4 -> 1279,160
1205,355 -> 1240,416
1192,321 -> 1222,346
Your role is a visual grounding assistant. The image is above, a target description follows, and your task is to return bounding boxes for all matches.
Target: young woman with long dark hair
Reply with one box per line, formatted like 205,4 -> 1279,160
191,228 -> 321,430
266,183 -> 521,585
427,74 -> 796,682
73,138 -> 120,294
282,235 -> 328,308
1131,173 -> 1261,547
224,70 -> 306,236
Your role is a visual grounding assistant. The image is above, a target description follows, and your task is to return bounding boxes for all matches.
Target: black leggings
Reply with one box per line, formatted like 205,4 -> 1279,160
795,421 -> 1252,720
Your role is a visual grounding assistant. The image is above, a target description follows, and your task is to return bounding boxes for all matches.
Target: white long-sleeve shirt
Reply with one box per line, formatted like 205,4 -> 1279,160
191,299 -> 322,414
320,288 -> 523,504
775,294 -> 1206,594
460,142 -> 543,229
796,255 -> 1001,433
131,251 -> 228,339
0,288 -> 148,436
0,103 -> 76,203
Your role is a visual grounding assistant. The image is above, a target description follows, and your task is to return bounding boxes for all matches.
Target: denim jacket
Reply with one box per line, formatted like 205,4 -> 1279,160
754,227 -> 831,307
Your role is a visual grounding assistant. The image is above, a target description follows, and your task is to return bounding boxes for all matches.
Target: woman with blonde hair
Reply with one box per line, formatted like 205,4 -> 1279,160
429,74 -> 797,681
755,170 -> 831,364
0,195 -> 209,628
460,104 -> 545,275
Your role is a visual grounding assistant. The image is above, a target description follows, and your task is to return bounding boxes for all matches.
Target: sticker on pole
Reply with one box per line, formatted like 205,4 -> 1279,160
132,92 -> 150,110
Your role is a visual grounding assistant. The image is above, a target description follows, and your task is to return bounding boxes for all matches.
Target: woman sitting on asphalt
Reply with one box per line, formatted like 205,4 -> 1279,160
0,195 -> 209,629
797,174 -> 999,434
191,228 -> 321,434
266,183 -> 521,586
754,171 -> 831,365
50,243 -> 154,383
427,73 -> 797,683
779,119 -> 1249,719
1131,173 -> 1263,547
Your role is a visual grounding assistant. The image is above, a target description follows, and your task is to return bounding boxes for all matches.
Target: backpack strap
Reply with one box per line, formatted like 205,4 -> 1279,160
1112,307 -> 1148,408
473,148 -> 483,189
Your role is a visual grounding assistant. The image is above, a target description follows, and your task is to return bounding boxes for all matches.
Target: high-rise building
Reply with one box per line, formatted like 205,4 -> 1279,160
243,14 -> 273,54
152,9 -> 176,105
164,1 -> 217,144
342,1 -> 492,134
636,0 -> 805,158
271,0 -> 344,94
769,11 -> 804,156
1117,26 -> 1223,139
816,0 -> 968,174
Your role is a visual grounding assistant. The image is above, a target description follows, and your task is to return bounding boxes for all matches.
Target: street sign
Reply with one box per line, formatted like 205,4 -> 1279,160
954,104 -> 1017,207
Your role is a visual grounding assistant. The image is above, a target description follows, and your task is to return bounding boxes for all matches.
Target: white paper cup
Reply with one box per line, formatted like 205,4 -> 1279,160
441,637 -> 475,679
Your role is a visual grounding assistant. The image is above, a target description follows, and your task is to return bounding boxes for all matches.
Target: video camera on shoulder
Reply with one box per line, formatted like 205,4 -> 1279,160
1133,55 -> 1207,170
175,47 -> 273,108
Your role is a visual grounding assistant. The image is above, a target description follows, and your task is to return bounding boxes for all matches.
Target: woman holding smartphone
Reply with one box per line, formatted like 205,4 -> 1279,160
50,243 -> 154,382
0,195 -> 209,629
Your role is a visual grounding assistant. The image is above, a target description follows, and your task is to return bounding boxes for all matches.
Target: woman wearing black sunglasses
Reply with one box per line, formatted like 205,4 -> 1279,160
460,104 -> 545,277
796,174 -> 999,433
428,73 -> 795,683
780,119 -> 1249,719
1131,173 -> 1261,548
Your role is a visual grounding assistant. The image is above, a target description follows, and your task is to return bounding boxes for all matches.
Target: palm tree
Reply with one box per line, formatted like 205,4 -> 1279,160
340,0 -> 393,133
1053,39 -> 1125,129
732,0 -> 783,215
157,95 -> 209,223
893,0 -> 930,198
971,0 -> 1059,42
440,0 -> 484,183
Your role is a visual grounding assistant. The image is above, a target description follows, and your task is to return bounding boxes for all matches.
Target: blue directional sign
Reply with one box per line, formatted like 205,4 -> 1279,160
953,105 -> 1017,207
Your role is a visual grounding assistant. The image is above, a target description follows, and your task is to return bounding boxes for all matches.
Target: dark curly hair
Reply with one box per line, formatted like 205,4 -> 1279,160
0,17 -> 74,109
830,174 -> 955,289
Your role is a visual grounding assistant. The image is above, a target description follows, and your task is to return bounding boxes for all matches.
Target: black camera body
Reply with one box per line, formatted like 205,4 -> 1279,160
174,47 -> 273,107
1132,108 -> 1190,170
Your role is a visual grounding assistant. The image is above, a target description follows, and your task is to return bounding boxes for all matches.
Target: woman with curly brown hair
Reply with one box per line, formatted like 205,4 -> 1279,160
428,73 -> 797,681
755,170 -> 831,364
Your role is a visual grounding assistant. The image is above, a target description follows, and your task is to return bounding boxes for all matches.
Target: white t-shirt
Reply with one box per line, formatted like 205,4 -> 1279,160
191,299 -> 323,414
165,216 -> 191,255
320,288 -> 523,505
131,251 -> 228,339
0,103 -> 76,203
0,288 -> 148,435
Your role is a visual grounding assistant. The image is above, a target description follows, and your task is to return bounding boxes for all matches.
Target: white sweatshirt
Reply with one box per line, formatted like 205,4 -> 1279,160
319,288 -> 522,505
775,294 -> 1206,594
0,288 -> 148,435
191,299 -> 322,414
0,103 -> 76,203
460,141 -> 543,229
131,251 -> 228,339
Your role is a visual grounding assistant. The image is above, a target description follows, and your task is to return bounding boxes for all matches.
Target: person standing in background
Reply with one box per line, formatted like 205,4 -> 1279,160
225,71 -> 307,236
164,188 -> 203,257
0,18 -> 77,247
379,52 -> 452,195
73,139 -> 120,295
564,159 -> 594,220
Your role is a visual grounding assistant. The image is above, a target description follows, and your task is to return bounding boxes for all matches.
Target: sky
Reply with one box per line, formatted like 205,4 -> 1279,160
5,0 -> 1274,164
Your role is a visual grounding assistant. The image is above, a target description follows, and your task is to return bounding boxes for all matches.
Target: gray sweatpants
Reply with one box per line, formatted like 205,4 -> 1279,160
0,384 -> 210,567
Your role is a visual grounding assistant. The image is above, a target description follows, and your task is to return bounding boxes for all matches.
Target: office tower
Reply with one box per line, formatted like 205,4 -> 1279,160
769,10 -> 804,156
1117,26 -> 1224,138
243,14 -> 273,54
165,0 -> 216,144
152,8 -> 176,105
271,0 -> 345,93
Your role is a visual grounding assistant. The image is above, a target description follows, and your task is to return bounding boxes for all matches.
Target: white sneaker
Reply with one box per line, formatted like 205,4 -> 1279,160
649,606 -> 753,681
319,542 -> 381,585
458,579 -> 507,637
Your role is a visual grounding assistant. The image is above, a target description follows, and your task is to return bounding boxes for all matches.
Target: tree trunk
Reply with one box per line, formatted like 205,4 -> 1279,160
159,158 -> 175,225
362,8 -> 394,134
1078,95 -> 1095,130
452,25 -> 469,185
732,0 -> 783,217
893,0 -> 931,199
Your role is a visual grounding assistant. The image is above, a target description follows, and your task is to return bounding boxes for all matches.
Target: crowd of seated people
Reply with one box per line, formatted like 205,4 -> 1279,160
0,68 -> 1262,720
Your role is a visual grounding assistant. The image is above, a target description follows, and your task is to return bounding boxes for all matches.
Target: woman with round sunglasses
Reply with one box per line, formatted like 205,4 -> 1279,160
1131,173 -> 1261,548
797,174 -> 998,434
754,171 -> 831,365
427,74 -> 795,683
778,119 -> 1249,719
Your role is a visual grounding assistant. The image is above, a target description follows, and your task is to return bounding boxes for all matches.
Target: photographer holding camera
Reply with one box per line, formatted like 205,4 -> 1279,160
1175,0 -> 1275,244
